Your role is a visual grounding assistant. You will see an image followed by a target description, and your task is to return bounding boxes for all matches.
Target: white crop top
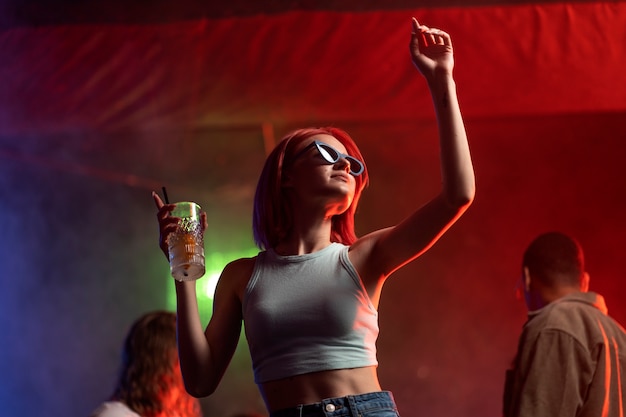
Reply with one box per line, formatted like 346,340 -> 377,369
242,242 -> 379,383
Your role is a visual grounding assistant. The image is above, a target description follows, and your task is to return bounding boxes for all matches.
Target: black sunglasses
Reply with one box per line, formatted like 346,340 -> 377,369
292,140 -> 364,176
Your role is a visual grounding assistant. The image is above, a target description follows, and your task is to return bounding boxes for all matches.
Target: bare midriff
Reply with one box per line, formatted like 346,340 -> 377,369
259,366 -> 382,412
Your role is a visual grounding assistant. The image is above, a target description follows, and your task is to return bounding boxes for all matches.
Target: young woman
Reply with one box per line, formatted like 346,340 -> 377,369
153,18 -> 474,417
90,311 -> 203,417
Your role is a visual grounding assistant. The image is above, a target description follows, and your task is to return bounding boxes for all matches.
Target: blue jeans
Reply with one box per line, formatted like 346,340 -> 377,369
269,391 -> 400,417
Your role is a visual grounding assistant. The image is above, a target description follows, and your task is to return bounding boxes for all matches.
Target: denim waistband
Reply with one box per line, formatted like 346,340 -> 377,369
269,391 -> 396,417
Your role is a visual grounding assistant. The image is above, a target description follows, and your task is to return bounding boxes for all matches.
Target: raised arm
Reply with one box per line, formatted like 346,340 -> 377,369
352,19 -> 475,283
152,192 -> 244,397
409,18 -> 475,209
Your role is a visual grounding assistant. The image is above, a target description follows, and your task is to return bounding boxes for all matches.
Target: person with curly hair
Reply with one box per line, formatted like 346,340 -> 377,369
90,311 -> 203,417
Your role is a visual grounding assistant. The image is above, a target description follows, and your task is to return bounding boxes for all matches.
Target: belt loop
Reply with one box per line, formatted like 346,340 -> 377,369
298,404 -> 303,417
347,395 -> 358,417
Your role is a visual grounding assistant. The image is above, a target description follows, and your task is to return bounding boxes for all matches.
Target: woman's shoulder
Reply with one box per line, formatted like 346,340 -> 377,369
225,255 -> 258,272
220,255 -> 259,297
89,401 -> 139,417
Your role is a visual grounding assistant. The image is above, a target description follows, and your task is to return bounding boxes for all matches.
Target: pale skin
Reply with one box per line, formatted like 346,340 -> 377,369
152,18 -> 475,412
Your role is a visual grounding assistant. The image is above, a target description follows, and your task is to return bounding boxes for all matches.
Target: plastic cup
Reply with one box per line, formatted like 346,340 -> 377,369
167,202 -> 205,281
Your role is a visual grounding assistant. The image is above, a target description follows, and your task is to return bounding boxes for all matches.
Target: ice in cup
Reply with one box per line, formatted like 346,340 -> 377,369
167,202 -> 205,281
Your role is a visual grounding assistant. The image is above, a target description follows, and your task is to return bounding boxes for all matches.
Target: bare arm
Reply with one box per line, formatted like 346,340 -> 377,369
352,18 -> 475,283
152,192 -> 247,397
175,261 -> 248,397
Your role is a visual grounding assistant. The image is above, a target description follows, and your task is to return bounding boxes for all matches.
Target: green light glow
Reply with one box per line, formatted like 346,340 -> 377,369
166,248 -> 258,321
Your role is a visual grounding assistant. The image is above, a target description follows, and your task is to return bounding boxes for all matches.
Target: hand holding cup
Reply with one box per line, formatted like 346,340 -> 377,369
152,192 -> 206,281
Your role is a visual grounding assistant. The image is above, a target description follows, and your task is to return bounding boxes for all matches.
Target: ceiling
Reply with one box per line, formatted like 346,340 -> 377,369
1,1 -> 625,139
0,0 -> 601,27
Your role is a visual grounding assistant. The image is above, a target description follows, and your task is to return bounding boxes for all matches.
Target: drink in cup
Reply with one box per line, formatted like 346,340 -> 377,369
167,202 -> 205,281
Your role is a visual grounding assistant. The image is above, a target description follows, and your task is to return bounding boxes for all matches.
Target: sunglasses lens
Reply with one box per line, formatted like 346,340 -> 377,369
317,143 -> 339,164
346,157 -> 364,175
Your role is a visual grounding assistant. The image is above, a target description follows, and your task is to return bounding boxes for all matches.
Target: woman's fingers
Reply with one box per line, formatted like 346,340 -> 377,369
153,192 -> 175,221
152,191 -> 164,209
152,191 -> 179,258
423,28 -> 449,46
430,29 -> 451,46
201,212 -> 208,232
412,18 -> 451,48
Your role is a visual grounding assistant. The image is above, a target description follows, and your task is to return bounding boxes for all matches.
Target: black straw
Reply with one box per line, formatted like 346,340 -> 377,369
161,186 -> 170,204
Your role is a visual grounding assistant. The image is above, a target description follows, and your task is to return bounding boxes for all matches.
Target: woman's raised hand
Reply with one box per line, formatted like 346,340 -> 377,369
409,18 -> 455,82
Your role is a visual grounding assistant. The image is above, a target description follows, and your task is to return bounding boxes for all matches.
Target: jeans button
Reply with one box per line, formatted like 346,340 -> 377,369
325,404 -> 336,412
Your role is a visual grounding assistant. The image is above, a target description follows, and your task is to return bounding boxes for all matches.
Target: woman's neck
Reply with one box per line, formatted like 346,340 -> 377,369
275,214 -> 335,256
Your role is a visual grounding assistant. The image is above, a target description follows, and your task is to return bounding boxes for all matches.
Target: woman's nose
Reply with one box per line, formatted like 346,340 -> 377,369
334,157 -> 350,172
